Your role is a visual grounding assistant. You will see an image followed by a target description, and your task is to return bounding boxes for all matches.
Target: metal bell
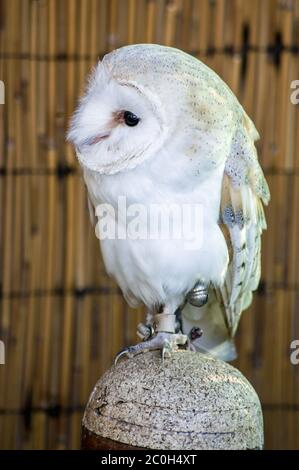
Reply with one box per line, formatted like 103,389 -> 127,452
187,281 -> 209,307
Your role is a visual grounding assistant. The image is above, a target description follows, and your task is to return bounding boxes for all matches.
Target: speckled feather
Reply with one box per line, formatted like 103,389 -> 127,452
68,44 -> 269,360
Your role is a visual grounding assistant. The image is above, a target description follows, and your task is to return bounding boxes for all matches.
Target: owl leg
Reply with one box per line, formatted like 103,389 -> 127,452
136,307 -> 182,341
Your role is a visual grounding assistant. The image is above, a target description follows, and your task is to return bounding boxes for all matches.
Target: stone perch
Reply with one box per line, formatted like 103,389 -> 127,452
82,350 -> 263,450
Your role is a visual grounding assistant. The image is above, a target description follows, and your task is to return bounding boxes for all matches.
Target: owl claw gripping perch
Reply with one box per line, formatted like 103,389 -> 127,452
114,306 -> 204,365
115,312 -> 184,365
114,330 -> 189,366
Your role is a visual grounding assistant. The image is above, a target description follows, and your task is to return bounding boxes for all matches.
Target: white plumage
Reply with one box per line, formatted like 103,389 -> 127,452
68,44 -> 269,361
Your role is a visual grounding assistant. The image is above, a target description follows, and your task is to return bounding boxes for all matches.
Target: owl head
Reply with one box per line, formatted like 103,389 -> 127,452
68,44 -> 236,175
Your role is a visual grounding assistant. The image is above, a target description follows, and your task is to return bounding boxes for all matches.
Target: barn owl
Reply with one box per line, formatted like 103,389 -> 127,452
68,44 -> 269,363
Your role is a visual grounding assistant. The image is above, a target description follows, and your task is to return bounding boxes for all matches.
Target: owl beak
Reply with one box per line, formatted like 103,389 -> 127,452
89,133 -> 110,145
84,132 -> 110,146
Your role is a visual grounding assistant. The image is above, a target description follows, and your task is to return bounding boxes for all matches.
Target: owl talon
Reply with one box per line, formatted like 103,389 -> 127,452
161,339 -> 176,364
186,341 -> 197,352
114,348 -> 131,365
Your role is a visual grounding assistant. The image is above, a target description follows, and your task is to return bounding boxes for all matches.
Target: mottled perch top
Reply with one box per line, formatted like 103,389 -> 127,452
83,351 -> 264,450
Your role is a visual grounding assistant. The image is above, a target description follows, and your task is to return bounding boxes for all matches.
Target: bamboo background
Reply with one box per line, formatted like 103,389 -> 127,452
0,0 -> 299,450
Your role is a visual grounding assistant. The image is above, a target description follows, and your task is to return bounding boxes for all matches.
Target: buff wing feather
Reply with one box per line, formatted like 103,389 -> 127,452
218,113 -> 269,336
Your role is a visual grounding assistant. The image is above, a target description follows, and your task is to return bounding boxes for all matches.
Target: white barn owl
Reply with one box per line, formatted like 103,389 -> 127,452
68,44 -> 269,363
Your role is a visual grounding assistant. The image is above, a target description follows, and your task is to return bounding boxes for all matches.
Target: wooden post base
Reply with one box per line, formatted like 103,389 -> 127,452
82,426 -> 146,450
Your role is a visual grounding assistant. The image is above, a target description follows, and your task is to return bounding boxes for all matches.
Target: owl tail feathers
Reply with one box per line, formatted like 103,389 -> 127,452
181,297 -> 237,362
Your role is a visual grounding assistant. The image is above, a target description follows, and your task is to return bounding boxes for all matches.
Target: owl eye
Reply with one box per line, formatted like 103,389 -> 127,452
123,111 -> 140,127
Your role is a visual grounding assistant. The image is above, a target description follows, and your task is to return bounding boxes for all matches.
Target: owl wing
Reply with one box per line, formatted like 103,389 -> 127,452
216,112 -> 270,336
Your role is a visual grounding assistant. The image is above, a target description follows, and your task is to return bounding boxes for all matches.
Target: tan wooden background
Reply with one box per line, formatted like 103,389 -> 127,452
0,0 -> 299,450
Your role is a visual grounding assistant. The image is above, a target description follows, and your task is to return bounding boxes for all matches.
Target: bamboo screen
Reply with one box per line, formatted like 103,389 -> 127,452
0,0 -> 299,450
